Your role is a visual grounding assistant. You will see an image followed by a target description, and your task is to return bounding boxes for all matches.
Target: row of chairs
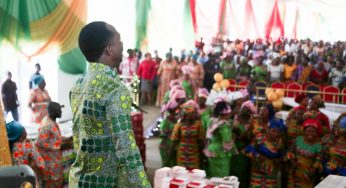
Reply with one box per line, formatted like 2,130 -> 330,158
227,79 -> 346,104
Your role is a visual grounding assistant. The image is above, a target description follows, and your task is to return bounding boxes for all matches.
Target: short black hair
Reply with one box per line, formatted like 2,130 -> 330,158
78,21 -> 114,62
48,102 -> 61,116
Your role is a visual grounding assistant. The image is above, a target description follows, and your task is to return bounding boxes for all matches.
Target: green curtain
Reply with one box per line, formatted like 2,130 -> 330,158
135,0 -> 151,51
0,0 -> 87,74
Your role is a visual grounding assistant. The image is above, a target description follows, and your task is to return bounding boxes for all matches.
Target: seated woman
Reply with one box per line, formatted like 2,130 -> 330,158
28,75 -> 51,125
6,121 -> 45,179
171,100 -> 204,170
35,102 -> 64,188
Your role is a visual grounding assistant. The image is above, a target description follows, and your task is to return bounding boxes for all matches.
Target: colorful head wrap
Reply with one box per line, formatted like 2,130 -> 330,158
198,88 -> 209,98
269,118 -> 286,132
241,100 -> 257,114
169,85 -> 184,98
33,75 -> 44,86
303,119 -> 322,135
295,94 -> 307,104
169,79 -> 181,89
161,100 -> 178,113
6,121 -> 25,142
182,100 -> 199,114
181,65 -> 193,75
171,90 -> 186,101
312,95 -> 325,108
214,97 -> 232,115
192,54 -> 199,60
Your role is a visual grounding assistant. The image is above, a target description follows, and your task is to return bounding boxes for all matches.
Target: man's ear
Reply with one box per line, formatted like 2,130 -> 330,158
105,45 -> 113,56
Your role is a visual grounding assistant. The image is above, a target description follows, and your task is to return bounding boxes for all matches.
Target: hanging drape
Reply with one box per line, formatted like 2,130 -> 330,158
0,0 -> 87,74
135,0 -> 151,51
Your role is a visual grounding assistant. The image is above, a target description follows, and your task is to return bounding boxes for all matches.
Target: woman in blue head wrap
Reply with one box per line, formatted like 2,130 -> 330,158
245,118 -> 286,188
28,75 -> 51,124
6,121 -> 45,179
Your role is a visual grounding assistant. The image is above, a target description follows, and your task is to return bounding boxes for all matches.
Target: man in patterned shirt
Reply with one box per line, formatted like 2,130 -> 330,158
69,21 -> 150,187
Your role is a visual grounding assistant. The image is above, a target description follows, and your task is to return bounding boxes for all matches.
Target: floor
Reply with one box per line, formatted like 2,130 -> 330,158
139,104 -> 162,185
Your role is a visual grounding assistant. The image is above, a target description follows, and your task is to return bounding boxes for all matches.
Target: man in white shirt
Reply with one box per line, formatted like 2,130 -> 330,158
119,49 -> 138,78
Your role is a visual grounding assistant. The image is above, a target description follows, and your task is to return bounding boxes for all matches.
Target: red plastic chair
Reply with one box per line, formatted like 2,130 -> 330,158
322,86 -> 340,103
271,81 -> 285,89
342,88 -> 346,104
238,80 -> 250,89
228,79 -> 237,91
286,82 -> 302,98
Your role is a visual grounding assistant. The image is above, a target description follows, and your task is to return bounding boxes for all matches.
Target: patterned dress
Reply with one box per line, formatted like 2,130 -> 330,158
29,88 -> 51,124
245,134 -> 284,188
159,118 -> 176,167
285,108 -> 305,144
156,60 -> 178,106
325,139 -> 346,176
287,136 -> 322,188
69,63 -> 150,188
36,117 -> 63,187
171,120 -> 204,170
12,140 -> 45,179
204,118 -> 237,178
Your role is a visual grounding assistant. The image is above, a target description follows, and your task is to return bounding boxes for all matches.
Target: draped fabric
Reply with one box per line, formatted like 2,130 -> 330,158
183,0 -> 196,45
265,0 -> 285,39
217,0 -> 227,36
0,0 -> 87,74
135,0 -> 151,51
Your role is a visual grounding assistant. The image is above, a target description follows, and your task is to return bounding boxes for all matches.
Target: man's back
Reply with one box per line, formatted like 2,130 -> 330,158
2,79 -> 18,111
69,63 -> 150,187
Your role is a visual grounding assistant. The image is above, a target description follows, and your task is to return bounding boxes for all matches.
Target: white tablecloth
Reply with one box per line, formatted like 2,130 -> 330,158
315,175 -> 346,188
282,97 -> 345,123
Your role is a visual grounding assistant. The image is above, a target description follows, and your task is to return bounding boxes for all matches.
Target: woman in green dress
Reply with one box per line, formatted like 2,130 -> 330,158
181,65 -> 195,99
159,100 -> 179,167
230,101 -> 257,188
203,99 -> 237,177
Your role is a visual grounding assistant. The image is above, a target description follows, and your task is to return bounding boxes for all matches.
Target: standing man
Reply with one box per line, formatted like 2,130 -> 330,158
119,49 -> 138,78
137,52 -> 156,105
29,63 -> 42,89
1,71 -> 19,121
69,21 -> 150,187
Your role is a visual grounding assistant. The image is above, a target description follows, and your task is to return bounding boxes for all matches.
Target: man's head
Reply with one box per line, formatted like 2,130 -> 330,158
145,53 -> 152,60
7,71 -> 12,79
48,102 -> 62,120
35,63 -> 41,72
78,21 -> 123,68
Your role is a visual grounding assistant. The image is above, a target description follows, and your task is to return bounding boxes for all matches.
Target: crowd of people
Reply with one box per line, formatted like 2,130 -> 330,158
2,63 -> 69,187
157,80 -> 346,188
137,38 -> 346,188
